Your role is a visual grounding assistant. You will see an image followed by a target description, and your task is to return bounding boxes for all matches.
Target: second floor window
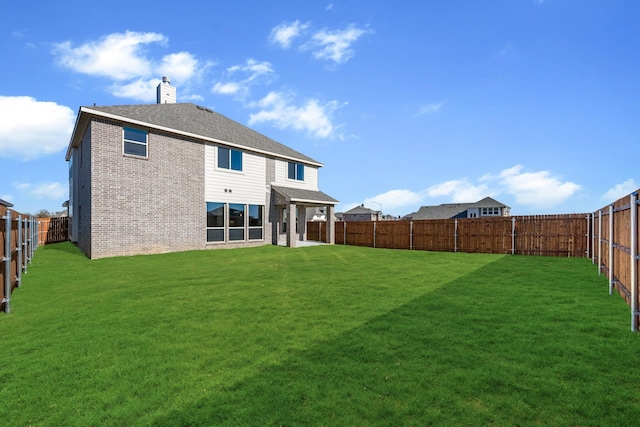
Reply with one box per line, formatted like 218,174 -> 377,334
218,147 -> 242,171
123,127 -> 148,157
288,162 -> 304,181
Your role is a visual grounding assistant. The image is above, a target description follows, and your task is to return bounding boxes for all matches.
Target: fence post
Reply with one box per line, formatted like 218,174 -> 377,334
373,221 -> 376,249
511,217 -> 516,254
609,205 -> 614,295
631,192 -> 638,332
598,209 -> 602,275
410,220 -> 413,251
23,217 -> 29,274
3,209 -> 11,314
586,214 -> 591,259
343,221 -> 347,245
17,215 -> 22,288
591,213 -> 596,264
454,219 -> 458,253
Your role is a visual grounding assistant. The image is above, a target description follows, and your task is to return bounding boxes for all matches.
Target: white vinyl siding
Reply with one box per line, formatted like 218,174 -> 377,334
205,144 -> 266,205
274,159 -> 318,190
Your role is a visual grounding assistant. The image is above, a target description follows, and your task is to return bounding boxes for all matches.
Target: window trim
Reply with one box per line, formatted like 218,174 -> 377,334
123,127 -> 148,158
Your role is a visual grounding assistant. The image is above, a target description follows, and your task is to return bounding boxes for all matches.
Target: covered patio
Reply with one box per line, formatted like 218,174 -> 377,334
271,186 -> 339,248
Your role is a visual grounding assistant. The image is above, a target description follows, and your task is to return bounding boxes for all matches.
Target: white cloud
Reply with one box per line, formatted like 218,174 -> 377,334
212,82 -> 242,96
248,91 -> 341,139
302,24 -> 371,64
53,31 -> 167,81
0,96 -> 75,160
269,20 -> 310,49
364,190 -> 425,213
212,59 -> 276,99
53,31 -> 208,101
158,52 -> 199,82
358,165 -> 582,216
427,179 -> 491,202
492,165 -> 581,208
416,100 -> 446,117
111,79 -> 159,102
30,182 -> 66,200
602,179 -> 638,201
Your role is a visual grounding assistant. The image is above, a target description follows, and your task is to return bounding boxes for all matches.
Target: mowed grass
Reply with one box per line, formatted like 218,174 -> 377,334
2,242 -> 639,426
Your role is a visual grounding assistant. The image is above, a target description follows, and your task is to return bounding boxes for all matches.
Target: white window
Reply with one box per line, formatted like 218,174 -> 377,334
288,162 -> 304,181
123,127 -> 148,157
482,207 -> 501,216
206,202 -> 264,242
218,147 -> 243,171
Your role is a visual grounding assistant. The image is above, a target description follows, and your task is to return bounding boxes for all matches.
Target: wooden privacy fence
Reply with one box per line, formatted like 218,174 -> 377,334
0,206 -> 39,314
592,189 -> 640,331
37,217 -> 69,246
311,214 -> 589,257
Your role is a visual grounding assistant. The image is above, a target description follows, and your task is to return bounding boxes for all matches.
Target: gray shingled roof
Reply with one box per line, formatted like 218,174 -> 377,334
344,205 -> 378,214
272,186 -> 338,205
70,103 -> 321,165
411,197 -> 510,220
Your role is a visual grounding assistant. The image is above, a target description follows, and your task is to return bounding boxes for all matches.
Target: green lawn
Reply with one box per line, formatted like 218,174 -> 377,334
2,242 -> 639,426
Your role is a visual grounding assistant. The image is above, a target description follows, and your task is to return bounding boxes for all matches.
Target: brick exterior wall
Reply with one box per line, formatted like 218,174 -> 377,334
76,127 -> 92,257
87,118 -> 205,258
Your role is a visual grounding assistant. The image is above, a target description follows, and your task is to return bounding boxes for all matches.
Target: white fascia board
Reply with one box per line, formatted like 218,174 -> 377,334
65,107 -> 86,161
81,107 -> 324,167
290,197 -> 339,205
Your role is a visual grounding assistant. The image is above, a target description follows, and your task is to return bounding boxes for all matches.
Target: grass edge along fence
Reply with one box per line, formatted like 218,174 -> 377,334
592,189 -> 640,331
1,204 -> 40,314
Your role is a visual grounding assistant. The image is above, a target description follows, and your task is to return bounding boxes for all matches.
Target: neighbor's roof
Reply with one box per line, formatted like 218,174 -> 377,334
65,103 -> 322,166
0,198 -> 14,208
272,186 -> 339,205
344,205 -> 378,215
411,197 -> 510,220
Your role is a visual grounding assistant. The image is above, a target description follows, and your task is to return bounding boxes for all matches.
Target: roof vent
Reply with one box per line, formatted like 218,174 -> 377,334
156,77 -> 176,104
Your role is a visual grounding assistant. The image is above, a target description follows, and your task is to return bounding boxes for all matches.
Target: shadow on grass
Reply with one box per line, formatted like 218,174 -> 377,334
38,241 -> 87,258
153,256 -> 633,426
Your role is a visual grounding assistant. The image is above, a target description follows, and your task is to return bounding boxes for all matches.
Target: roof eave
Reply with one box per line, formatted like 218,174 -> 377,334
71,107 -> 324,167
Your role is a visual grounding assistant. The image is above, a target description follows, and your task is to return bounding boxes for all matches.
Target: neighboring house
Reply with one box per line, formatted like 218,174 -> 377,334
342,204 -> 382,221
406,197 -> 510,220
65,79 -> 338,259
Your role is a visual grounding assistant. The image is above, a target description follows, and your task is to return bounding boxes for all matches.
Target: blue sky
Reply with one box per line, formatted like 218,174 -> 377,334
1,0 -> 637,216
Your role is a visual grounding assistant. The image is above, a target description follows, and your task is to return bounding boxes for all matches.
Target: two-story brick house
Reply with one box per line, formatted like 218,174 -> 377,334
65,80 -> 338,259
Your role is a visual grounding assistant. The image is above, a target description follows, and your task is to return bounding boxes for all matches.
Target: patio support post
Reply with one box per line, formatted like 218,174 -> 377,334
298,206 -> 306,242
287,202 -> 297,248
326,205 -> 335,244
